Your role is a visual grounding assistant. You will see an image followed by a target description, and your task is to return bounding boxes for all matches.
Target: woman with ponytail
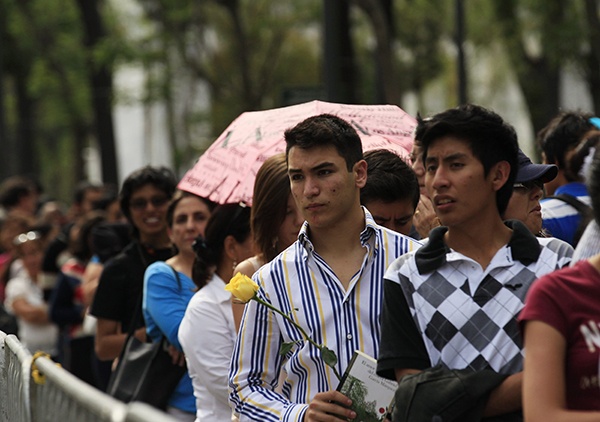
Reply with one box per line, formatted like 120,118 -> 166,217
178,203 -> 253,422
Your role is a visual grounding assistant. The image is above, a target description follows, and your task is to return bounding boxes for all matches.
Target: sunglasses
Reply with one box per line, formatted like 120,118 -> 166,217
129,195 -> 169,211
13,231 -> 43,246
513,180 -> 544,192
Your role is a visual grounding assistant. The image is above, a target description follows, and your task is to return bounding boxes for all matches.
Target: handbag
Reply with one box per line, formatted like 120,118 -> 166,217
106,265 -> 187,410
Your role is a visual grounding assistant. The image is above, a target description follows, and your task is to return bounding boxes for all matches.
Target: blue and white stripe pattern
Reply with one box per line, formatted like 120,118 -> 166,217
229,209 -> 421,421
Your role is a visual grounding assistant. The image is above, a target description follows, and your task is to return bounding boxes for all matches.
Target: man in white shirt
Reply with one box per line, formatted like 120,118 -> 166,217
229,114 -> 421,421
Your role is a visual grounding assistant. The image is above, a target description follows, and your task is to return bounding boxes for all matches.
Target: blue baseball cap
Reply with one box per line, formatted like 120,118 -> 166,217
516,149 -> 558,183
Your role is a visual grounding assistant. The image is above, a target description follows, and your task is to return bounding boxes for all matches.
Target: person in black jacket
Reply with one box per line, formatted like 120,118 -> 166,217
90,166 -> 176,365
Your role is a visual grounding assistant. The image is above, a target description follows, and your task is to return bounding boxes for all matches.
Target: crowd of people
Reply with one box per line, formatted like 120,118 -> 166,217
0,103 -> 599,421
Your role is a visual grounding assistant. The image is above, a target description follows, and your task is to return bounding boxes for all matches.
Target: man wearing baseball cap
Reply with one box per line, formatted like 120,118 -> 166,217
503,150 -> 558,236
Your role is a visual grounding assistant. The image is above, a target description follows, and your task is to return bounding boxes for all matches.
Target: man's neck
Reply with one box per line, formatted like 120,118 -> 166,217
308,207 -> 368,290
309,206 -> 366,255
445,217 -> 512,270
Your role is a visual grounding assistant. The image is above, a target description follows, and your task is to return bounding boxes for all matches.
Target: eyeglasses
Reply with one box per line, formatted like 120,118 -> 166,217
129,196 -> 169,211
13,231 -> 42,246
513,180 -> 544,192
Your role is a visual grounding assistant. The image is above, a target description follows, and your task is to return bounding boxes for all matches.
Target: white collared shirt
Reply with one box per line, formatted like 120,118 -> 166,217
179,273 -> 238,422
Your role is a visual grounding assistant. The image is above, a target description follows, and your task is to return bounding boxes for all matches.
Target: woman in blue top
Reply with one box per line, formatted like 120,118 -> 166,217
143,191 -> 215,420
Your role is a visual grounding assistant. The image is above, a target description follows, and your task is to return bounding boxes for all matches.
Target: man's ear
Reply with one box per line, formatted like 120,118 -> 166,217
490,160 -> 511,191
354,159 -> 368,188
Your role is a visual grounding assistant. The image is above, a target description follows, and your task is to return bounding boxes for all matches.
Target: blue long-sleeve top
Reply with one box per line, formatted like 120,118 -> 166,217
143,261 -> 197,413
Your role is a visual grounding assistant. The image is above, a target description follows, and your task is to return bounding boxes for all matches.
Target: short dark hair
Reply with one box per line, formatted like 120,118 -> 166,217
71,211 -> 107,262
416,104 -> 519,215
537,111 -> 595,178
119,166 -> 177,235
73,181 -> 103,205
251,153 -> 293,262
284,114 -> 363,171
0,176 -> 37,210
361,149 -> 419,209
192,203 -> 251,289
588,147 -> 600,225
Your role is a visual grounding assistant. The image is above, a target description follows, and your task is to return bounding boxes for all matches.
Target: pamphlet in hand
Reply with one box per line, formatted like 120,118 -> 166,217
336,350 -> 398,422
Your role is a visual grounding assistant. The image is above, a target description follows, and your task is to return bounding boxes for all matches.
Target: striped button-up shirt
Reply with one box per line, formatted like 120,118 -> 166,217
229,209 -> 421,421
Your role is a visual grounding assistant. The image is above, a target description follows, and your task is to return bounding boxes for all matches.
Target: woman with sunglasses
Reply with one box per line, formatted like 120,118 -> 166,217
5,230 -> 59,356
503,150 -> 559,236
90,166 -> 176,374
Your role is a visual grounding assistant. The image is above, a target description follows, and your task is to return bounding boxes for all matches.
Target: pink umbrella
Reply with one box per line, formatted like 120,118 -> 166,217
179,100 -> 416,206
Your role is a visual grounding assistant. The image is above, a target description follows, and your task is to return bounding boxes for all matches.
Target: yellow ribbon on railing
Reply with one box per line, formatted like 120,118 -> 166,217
31,351 -> 61,385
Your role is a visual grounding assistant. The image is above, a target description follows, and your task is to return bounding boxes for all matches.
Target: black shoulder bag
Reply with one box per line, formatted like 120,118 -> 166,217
106,265 -> 187,410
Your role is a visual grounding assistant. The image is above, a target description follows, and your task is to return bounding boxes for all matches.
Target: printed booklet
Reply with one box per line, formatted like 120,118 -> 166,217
336,350 -> 398,422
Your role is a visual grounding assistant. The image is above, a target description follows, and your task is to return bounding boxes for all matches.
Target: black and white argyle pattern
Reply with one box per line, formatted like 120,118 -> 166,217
393,234 -> 573,374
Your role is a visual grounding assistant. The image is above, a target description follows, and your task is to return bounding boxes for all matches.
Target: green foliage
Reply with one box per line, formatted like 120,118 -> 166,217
340,376 -> 381,422
279,341 -> 298,356
1,0 -> 127,201
2,0 -> 598,197
320,346 -> 338,368
134,0 -> 322,149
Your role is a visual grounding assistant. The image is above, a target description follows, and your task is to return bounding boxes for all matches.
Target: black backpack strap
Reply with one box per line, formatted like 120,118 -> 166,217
547,194 -> 592,214
547,193 -> 593,246
168,264 -> 182,290
126,263 -> 181,342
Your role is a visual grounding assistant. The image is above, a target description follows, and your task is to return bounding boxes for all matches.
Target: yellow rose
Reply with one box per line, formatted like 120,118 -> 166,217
226,273 -> 259,303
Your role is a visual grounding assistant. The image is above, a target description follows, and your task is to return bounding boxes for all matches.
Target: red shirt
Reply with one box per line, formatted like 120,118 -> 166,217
520,260 -> 600,410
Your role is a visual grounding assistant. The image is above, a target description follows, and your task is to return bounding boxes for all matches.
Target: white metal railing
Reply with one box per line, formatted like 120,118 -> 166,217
1,330 -> 179,422
3,333 -> 32,422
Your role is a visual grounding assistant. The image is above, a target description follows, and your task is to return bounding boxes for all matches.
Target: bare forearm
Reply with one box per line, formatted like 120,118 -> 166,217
483,372 -> 522,417
95,333 -> 127,361
13,301 -> 49,324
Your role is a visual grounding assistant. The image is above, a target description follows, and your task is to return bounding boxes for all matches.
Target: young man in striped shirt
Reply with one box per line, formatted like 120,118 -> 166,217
377,105 -> 573,420
229,114 -> 421,421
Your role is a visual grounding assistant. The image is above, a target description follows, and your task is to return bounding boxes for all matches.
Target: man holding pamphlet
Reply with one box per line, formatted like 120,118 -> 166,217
228,114 -> 421,422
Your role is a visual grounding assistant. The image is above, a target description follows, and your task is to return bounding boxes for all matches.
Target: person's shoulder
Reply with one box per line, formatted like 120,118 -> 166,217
102,242 -> 135,268
144,261 -> 172,282
537,236 -> 574,259
5,274 -> 30,292
386,251 -> 416,279
376,225 -> 423,251
146,260 -> 170,273
234,256 -> 262,278
196,275 -> 229,304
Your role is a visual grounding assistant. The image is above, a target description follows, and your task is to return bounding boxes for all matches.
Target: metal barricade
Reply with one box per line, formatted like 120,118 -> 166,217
30,355 -> 179,422
30,354 -> 127,422
2,333 -> 33,422
1,331 -> 179,422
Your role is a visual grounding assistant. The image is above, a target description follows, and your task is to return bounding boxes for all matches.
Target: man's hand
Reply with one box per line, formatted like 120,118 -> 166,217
413,195 -> 440,239
304,390 -> 356,422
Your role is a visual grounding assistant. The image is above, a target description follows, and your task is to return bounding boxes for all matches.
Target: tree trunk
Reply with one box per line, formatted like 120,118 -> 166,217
493,0 -> 561,135
584,0 -> 600,114
0,7 -> 12,180
14,71 -> 38,176
354,0 -> 398,104
76,0 -> 118,185
324,0 -> 356,103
